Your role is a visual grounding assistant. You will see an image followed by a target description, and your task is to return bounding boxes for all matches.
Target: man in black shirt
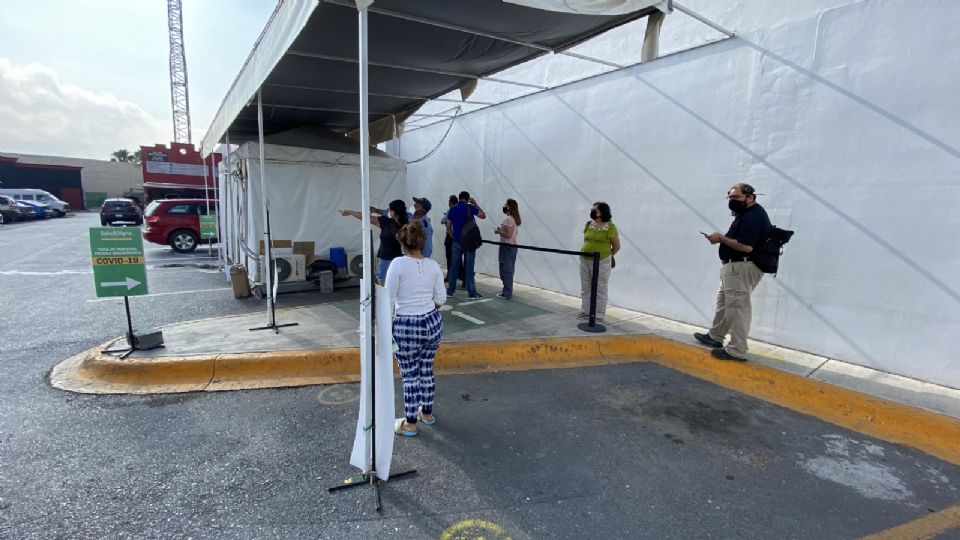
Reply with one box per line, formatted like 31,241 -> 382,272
694,183 -> 772,361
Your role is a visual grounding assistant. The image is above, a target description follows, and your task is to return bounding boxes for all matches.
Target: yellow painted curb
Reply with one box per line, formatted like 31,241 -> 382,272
49,335 -> 960,465
860,501 -> 960,539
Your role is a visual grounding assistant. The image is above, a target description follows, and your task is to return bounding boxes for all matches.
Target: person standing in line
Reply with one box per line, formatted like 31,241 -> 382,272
385,220 -> 446,437
339,199 -> 409,285
694,183 -> 771,362
446,191 -> 486,299
411,197 -> 434,259
495,198 -> 521,299
441,195 -> 465,287
578,201 -> 620,323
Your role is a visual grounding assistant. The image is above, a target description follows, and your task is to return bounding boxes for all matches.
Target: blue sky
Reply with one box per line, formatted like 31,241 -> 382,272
0,0 -> 277,159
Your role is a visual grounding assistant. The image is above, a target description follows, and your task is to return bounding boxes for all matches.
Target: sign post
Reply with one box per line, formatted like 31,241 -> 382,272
90,227 -> 154,356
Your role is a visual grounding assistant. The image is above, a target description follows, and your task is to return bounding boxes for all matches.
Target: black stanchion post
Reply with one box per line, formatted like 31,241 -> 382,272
589,253 -> 599,326
578,251 -> 606,333
124,295 -> 134,345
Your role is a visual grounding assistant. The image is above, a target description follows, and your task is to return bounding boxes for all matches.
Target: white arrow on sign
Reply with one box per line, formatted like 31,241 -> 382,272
100,277 -> 141,290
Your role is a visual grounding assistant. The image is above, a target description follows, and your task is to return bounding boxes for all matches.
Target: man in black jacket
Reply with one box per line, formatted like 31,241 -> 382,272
694,183 -> 772,361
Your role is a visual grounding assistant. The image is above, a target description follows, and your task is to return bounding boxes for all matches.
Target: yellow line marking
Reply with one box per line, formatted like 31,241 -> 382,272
50,335 -> 960,466
860,501 -> 960,540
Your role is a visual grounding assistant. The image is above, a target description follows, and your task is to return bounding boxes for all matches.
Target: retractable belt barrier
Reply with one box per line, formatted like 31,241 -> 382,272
482,239 -> 606,333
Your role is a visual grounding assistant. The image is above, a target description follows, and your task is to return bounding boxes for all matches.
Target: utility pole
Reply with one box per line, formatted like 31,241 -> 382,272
167,0 -> 192,144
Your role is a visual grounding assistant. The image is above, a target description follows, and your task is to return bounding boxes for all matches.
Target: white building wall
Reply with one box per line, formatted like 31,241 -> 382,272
392,0 -> 960,388
6,152 -> 143,198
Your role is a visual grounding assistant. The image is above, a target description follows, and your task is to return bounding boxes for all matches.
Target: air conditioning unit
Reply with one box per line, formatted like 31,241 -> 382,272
345,253 -> 364,278
266,254 -> 306,283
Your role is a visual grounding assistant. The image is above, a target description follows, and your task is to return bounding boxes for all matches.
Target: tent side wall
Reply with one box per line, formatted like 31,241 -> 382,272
393,0 -> 960,388
226,143 -> 406,284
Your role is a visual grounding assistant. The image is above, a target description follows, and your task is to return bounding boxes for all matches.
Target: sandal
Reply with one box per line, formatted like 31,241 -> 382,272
418,408 -> 437,425
394,418 -> 417,437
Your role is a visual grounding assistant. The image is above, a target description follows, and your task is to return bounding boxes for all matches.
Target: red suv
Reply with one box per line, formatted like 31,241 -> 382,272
143,199 -> 218,253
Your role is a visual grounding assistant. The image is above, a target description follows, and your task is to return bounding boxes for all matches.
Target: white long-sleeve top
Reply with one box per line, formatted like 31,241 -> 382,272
384,255 -> 447,315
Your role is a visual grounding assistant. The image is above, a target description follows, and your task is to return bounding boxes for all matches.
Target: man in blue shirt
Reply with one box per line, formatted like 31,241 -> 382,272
446,191 -> 486,298
411,197 -> 434,259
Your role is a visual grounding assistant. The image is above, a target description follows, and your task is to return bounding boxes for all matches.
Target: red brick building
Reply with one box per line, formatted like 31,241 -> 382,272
139,142 -> 221,202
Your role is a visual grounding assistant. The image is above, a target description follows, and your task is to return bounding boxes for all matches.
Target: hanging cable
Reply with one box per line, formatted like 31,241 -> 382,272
405,106 -> 462,164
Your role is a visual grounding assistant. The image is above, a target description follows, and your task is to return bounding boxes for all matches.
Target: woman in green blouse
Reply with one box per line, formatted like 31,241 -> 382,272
579,201 -> 620,323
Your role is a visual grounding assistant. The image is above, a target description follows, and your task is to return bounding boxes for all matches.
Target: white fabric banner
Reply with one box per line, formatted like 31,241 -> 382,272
349,284 -> 395,481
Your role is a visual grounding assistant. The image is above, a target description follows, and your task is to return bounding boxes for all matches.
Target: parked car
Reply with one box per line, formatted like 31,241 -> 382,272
142,199 -> 218,253
0,195 -> 18,223
16,199 -> 54,218
0,188 -> 70,216
12,200 -> 38,220
100,198 -> 143,226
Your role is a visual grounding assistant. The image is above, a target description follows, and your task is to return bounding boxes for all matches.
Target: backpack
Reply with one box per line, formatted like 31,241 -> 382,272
753,226 -> 794,274
460,217 -> 483,251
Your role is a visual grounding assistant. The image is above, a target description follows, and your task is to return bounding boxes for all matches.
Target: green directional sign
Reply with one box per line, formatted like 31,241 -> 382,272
89,227 -> 148,297
199,214 -> 218,239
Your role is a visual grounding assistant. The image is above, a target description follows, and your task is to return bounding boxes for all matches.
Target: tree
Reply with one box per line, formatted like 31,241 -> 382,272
110,149 -> 131,162
110,148 -> 141,166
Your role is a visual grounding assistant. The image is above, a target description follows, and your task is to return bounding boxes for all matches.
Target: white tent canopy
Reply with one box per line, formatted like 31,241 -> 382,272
201,0 -> 667,152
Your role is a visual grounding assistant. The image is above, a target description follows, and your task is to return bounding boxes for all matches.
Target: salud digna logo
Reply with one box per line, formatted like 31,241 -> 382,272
99,229 -> 133,239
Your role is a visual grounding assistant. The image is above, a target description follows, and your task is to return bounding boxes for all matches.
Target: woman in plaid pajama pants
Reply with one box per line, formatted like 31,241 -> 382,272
384,220 -> 446,437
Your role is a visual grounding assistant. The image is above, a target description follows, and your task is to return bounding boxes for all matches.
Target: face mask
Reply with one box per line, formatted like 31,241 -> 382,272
728,199 -> 747,213
503,206 -> 509,214
590,209 -> 599,220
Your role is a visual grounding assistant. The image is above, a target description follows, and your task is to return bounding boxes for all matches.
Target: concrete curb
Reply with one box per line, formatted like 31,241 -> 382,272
49,335 -> 960,465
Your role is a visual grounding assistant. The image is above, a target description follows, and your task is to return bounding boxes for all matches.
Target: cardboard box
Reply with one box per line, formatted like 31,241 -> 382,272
293,241 -> 316,259
258,239 -> 292,255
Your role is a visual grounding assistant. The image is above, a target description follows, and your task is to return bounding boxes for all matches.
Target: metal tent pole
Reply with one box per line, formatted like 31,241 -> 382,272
329,4 -> 415,507
202,145 -> 212,257
259,90 -> 273,326
249,89 -> 297,333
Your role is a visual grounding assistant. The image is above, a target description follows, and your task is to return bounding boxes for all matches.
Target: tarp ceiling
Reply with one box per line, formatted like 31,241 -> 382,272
202,0 -> 663,152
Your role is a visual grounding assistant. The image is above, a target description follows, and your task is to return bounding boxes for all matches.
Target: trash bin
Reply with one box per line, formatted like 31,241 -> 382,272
230,264 -> 251,298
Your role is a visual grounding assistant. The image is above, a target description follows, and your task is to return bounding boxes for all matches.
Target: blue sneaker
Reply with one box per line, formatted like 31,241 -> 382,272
467,293 -> 483,300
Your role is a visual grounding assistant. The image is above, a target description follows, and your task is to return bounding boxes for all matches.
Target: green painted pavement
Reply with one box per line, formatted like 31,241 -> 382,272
333,287 -> 549,335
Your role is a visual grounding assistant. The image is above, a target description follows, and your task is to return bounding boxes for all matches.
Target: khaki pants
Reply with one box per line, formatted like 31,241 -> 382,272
708,261 -> 763,359
580,256 -> 612,319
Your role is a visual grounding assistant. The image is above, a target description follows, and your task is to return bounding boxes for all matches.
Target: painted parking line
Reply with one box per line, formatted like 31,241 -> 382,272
0,267 -> 218,276
85,287 -> 231,303
0,269 -> 92,276
450,310 -> 485,324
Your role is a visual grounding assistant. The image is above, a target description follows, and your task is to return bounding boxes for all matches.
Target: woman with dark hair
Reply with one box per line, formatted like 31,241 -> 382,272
495,198 -> 521,299
339,199 -> 409,285
578,201 -> 620,323
385,220 -> 446,437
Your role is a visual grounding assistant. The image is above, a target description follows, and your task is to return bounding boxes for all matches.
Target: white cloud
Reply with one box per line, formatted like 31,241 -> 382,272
0,58 -> 170,160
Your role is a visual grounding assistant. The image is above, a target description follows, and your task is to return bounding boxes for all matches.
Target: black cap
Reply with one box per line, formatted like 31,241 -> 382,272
412,197 -> 432,213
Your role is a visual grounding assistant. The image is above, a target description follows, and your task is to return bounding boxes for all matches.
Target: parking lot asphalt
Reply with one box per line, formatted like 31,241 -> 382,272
3,213 -> 960,539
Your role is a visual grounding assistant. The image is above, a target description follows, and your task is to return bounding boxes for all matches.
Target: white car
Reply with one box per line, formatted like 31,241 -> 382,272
0,188 -> 70,217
